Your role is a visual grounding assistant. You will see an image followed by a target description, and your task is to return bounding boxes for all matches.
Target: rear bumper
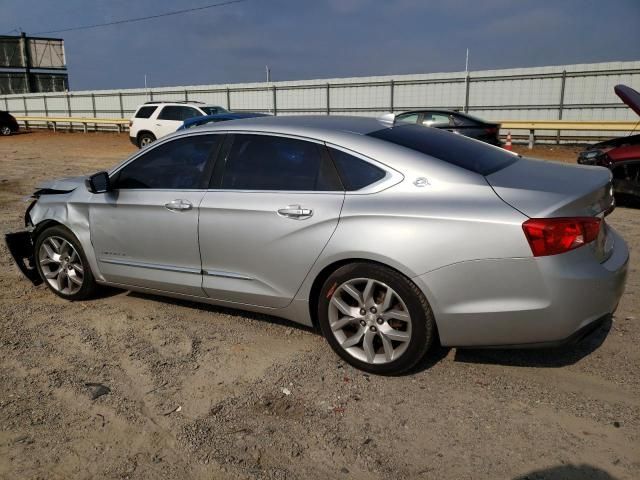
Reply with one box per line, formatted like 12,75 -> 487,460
414,227 -> 629,348
129,135 -> 138,147
5,231 -> 42,285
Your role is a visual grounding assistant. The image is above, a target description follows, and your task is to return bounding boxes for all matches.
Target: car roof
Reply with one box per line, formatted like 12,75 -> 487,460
189,115 -> 392,138
139,101 -> 220,107
398,109 -> 461,115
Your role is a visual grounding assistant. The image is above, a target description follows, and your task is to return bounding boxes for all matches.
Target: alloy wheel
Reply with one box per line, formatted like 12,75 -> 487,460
0,126 -> 11,136
140,136 -> 153,147
38,236 -> 85,295
328,278 -> 412,364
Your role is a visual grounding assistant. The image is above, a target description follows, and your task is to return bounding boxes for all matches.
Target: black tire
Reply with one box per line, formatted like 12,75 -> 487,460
35,225 -> 98,301
317,262 -> 436,375
137,132 -> 156,148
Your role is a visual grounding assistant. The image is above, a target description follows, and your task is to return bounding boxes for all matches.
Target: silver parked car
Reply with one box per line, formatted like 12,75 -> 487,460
6,116 -> 629,374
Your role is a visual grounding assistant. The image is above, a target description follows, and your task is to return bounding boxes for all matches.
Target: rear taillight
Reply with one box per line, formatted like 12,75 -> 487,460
522,217 -> 601,257
485,126 -> 498,135
128,120 -> 133,127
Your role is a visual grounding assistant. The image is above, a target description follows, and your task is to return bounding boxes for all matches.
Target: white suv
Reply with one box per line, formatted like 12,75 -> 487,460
129,101 -> 228,148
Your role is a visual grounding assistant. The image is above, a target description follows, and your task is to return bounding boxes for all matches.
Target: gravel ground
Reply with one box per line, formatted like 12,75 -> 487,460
0,131 -> 638,480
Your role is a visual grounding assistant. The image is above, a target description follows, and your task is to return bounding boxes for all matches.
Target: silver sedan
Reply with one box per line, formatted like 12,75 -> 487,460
6,116 -> 629,374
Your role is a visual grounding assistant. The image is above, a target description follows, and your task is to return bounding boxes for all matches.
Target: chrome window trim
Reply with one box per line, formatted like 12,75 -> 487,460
203,269 -> 254,281
109,131 -> 227,176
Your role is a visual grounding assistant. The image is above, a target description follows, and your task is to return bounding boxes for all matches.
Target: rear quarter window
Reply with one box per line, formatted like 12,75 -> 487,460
134,106 -> 157,119
328,148 -> 386,191
368,124 -> 516,175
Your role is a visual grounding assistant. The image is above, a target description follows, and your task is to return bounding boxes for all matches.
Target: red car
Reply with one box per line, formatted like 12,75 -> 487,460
578,84 -> 640,204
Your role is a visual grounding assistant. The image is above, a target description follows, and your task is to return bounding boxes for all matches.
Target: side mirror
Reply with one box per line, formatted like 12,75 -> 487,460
86,171 -> 111,193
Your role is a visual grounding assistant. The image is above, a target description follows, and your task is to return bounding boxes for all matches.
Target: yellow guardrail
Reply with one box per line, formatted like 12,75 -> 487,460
13,117 -> 639,147
499,120 -> 637,148
15,116 -> 129,133
500,120 -> 637,131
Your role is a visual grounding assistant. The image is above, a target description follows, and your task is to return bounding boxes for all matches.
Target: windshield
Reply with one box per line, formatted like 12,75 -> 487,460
200,106 -> 229,115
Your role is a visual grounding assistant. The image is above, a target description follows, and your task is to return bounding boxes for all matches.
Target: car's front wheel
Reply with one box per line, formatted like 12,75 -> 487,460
0,125 -> 12,136
137,132 -> 156,148
317,262 -> 436,375
35,225 -> 97,300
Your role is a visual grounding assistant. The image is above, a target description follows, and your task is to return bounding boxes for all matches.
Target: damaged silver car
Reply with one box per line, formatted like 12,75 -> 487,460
6,116 -> 629,374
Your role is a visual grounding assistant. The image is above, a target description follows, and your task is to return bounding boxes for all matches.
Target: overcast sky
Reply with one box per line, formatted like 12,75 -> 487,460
2,0 -> 639,91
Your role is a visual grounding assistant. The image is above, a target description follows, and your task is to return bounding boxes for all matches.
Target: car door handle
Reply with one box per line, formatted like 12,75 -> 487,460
165,199 -> 193,212
277,205 -> 313,219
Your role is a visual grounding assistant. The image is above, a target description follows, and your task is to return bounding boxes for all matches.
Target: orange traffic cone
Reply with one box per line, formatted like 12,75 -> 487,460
504,131 -> 512,151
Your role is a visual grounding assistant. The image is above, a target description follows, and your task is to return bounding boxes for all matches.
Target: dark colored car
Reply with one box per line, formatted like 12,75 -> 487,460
578,85 -> 640,204
0,110 -> 19,136
394,109 -> 501,146
177,112 -> 270,131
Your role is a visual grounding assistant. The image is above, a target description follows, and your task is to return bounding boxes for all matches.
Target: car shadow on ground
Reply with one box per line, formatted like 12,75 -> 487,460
123,290 -> 316,334
102,289 -> 611,373
452,317 -> 612,368
512,463 -> 619,480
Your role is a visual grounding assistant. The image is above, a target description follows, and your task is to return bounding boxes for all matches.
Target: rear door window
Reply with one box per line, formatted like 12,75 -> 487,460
421,113 -> 451,127
134,106 -> 157,118
220,134 -> 342,191
396,113 -> 419,124
368,124 -> 517,175
158,106 -> 202,121
328,148 -> 386,191
451,114 -> 478,127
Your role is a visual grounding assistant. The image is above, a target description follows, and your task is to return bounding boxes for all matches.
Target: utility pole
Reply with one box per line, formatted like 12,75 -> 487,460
144,74 -> 148,89
265,65 -> 271,83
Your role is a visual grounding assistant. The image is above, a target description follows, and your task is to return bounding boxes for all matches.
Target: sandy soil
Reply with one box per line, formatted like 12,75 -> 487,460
0,131 -> 638,480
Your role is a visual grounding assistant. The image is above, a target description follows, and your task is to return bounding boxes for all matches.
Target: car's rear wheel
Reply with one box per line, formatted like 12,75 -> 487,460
317,262 -> 435,375
137,132 -> 156,148
1,125 -> 12,136
35,225 -> 97,300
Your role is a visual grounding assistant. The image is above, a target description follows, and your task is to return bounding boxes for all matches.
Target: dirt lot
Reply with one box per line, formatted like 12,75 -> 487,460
0,131 -> 638,480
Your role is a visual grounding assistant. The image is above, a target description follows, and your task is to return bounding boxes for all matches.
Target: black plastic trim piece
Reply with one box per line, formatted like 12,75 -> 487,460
4,231 -> 42,285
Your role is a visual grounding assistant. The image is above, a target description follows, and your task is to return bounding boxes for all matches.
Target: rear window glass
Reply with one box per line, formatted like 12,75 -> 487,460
328,148 -> 386,190
135,106 -> 157,118
368,124 -> 516,175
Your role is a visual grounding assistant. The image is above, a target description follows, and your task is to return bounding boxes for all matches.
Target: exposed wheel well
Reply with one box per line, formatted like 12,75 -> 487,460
33,219 -> 65,238
308,258 -> 428,331
137,130 -> 155,140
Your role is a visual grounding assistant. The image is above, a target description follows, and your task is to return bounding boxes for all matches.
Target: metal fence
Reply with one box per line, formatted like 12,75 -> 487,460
2,60 -> 639,140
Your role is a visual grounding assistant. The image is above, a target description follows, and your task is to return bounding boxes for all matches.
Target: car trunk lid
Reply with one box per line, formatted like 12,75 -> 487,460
486,157 -> 615,261
485,157 -> 613,218
615,84 -> 640,118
